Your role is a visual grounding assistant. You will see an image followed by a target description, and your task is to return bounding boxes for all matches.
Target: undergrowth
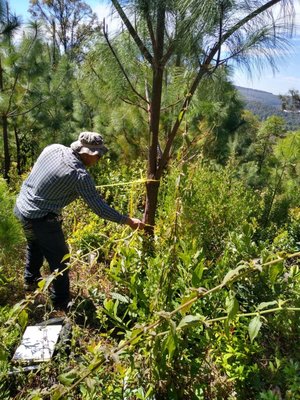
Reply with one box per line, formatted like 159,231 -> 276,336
1,159 -> 300,399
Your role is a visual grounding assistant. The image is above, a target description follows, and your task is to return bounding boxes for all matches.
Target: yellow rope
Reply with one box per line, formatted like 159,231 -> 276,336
94,177 -> 156,229
95,178 -> 159,189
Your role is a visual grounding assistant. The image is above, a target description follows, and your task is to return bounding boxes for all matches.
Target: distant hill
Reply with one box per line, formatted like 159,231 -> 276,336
235,86 -> 300,130
236,86 -> 282,108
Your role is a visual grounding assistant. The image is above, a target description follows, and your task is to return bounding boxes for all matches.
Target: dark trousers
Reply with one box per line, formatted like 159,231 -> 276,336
14,206 -> 70,305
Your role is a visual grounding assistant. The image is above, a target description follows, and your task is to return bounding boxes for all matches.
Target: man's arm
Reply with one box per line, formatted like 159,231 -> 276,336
76,172 -> 144,229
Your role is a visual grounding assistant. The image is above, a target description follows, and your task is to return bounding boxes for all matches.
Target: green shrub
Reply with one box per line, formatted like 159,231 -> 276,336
159,161 -> 260,260
0,178 -> 23,255
0,179 -> 24,302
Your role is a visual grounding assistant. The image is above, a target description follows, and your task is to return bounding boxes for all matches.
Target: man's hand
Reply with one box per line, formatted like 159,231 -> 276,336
125,217 -> 145,230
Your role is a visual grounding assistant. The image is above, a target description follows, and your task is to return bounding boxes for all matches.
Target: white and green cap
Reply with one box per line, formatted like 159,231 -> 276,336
71,131 -> 108,157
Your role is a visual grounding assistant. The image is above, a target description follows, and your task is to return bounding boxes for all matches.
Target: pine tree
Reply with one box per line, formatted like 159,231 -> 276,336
108,0 -> 297,233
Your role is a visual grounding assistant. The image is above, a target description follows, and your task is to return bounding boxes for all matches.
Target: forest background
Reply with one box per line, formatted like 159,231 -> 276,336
1,0 -> 300,399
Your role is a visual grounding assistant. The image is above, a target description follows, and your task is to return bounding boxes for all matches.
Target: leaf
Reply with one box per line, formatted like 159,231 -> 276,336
61,253 -> 71,262
168,319 -> 177,336
135,387 -> 145,399
28,394 -> 43,400
256,300 -> 277,311
58,369 -> 79,386
180,293 -> 197,315
278,299 -> 287,308
156,311 -> 171,320
18,309 -> 28,330
164,331 -> 177,360
0,348 -> 8,362
50,385 -> 66,400
85,377 -> 97,391
43,273 -> 57,291
178,109 -> 184,122
177,314 -> 203,330
222,265 -> 245,286
191,260 -> 204,287
145,386 -> 154,398
110,292 -> 130,303
113,299 -> 119,318
37,279 -> 46,290
224,319 -> 230,338
225,291 -> 239,321
103,299 -> 123,324
269,261 -> 284,284
248,315 -> 262,342
103,299 -> 114,313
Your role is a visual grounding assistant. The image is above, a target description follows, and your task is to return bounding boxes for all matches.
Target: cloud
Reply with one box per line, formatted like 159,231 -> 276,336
279,75 -> 300,85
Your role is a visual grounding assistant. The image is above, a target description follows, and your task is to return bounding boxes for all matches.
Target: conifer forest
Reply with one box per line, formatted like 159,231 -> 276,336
1,1 -> 300,399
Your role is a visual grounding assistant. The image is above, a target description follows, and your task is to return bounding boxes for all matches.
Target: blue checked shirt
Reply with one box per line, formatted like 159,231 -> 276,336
16,144 -> 128,224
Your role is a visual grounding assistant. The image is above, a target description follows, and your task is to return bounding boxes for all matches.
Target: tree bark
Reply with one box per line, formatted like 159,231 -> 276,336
144,179 -> 160,230
14,125 -> 21,175
144,66 -> 164,234
0,57 -> 10,181
2,115 -> 10,181
143,3 -> 166,234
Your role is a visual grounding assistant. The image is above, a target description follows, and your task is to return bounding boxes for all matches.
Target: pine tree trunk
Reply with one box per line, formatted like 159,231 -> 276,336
0,57 -> 10,181
144,179 -> 160,232
14,125 -> 21,175
143,3 -> 166,235
144,64 -> 164,234
2,115 -> 10,181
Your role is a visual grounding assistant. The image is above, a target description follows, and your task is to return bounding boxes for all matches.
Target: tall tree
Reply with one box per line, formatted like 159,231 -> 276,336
279,89 -> 300,112
29,0 -> 99,60
108,0 -> 296,233
256,115 -> 286,173
189,71 -> 245,163
0,20 -> 54,180
0,0 -> 20,181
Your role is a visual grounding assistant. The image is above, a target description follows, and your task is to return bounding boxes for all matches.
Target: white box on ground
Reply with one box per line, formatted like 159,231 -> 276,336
13,325 -> 63,362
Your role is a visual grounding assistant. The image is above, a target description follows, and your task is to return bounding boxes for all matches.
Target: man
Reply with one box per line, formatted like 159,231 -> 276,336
14,131 -> 144,310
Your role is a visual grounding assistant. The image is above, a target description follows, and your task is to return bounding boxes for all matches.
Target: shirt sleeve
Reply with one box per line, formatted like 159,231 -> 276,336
75,170 -> 128,224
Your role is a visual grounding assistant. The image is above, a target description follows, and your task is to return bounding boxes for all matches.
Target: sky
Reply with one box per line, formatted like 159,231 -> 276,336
7,0 -> 300,96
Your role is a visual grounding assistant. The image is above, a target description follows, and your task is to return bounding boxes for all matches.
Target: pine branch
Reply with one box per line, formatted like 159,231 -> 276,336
8,98 -> 49,118
157,65 -> 209,177
111,0 -> 153,65
103,22 -> 149,105
142,2 -> 156,51
120,97 -> 148,112
158,0 -> 285,176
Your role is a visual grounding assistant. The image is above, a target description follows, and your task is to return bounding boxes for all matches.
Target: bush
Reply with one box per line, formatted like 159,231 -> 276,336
0,179 -> 24,303
0,178 -> 23,255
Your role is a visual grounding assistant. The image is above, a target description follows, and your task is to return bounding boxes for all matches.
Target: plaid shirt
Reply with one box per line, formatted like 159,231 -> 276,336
16,144 -> 127,224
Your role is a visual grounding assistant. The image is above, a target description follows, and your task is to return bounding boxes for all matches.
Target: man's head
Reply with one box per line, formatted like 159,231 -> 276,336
70,132 -> 108,167
71,132 -> 108,158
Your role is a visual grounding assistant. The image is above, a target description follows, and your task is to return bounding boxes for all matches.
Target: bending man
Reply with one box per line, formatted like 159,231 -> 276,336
15,132 -> 144,310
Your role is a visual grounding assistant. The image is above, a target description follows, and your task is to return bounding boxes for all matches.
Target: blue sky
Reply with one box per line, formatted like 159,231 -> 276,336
8,0 -> 300,96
